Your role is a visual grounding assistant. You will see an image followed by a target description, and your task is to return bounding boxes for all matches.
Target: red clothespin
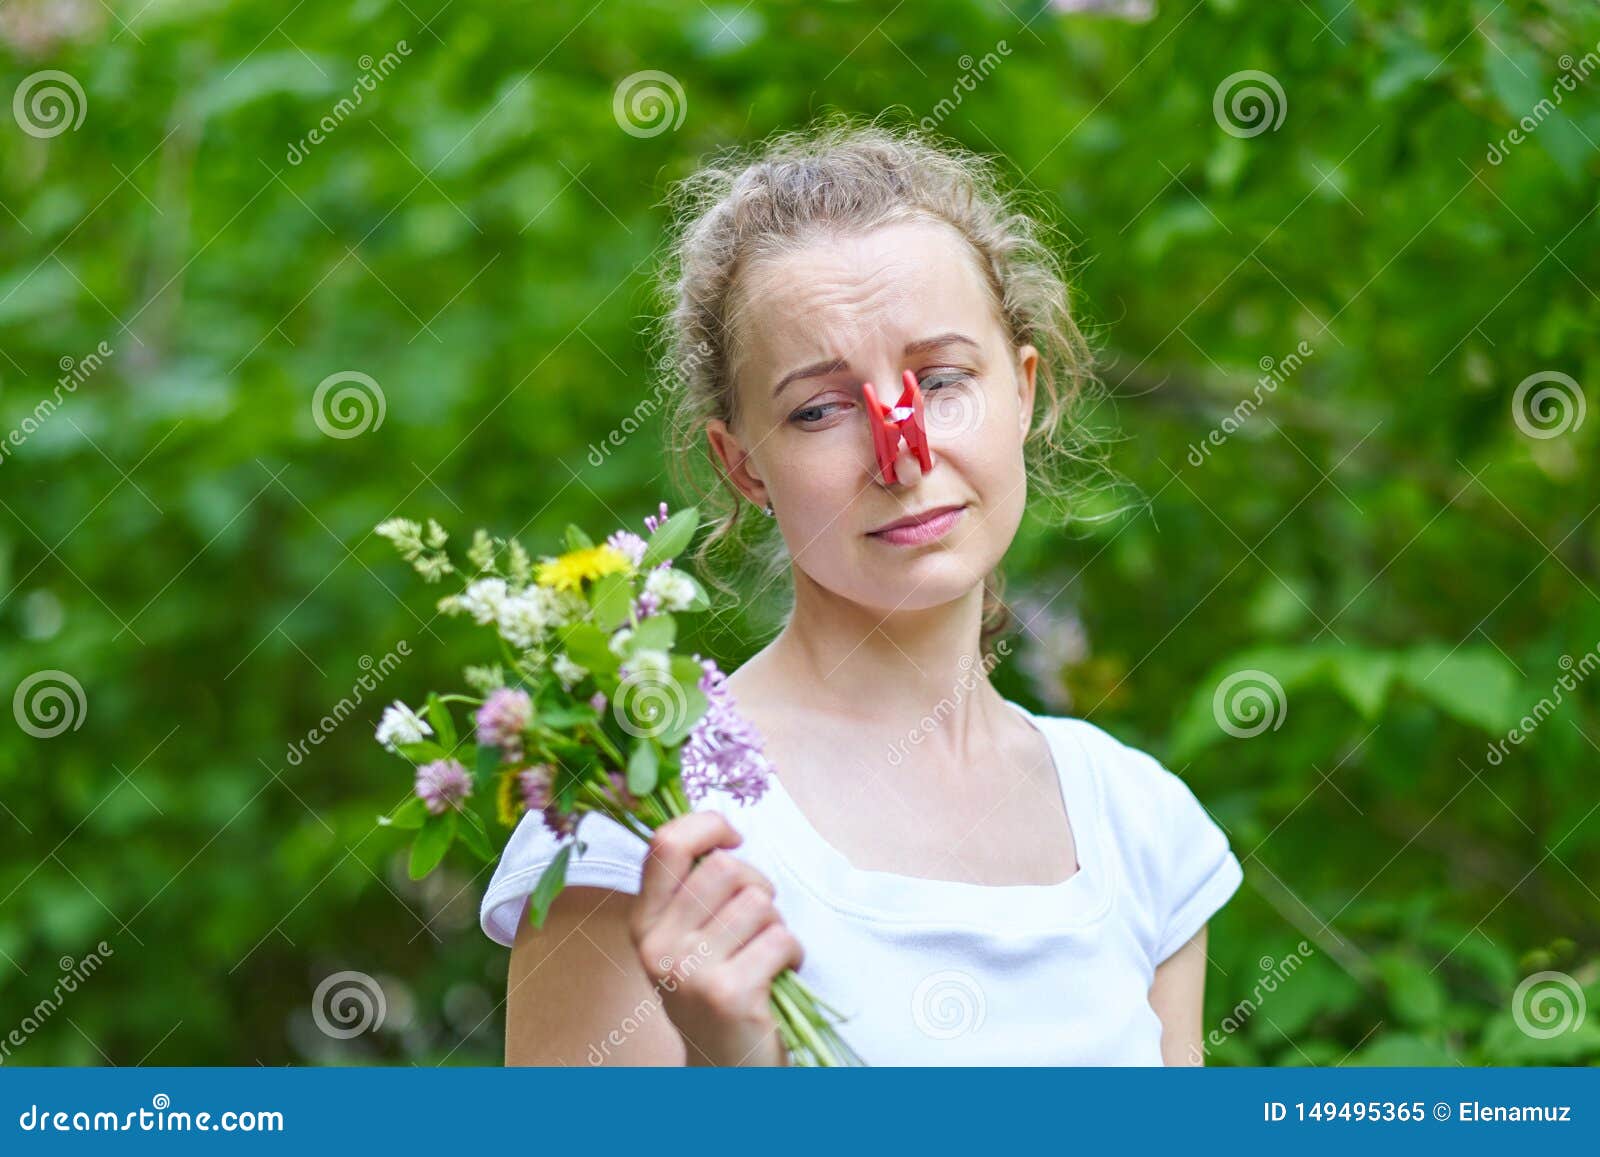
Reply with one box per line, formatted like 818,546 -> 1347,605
862,369 -> 933,484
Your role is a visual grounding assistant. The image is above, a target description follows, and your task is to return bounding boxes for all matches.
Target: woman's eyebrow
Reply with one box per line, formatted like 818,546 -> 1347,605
772,333 -> 980,399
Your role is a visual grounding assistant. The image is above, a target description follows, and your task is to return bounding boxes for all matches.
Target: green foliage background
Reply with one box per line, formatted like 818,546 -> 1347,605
2,0 -> 1597,1065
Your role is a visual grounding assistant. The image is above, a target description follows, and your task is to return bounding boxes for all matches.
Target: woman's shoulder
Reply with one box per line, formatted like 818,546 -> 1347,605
1028,706 -> 1244,964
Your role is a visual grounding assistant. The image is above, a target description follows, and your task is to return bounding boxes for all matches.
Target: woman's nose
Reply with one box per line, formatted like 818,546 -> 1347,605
882,437 -> 925,487
863,370 -> 933,488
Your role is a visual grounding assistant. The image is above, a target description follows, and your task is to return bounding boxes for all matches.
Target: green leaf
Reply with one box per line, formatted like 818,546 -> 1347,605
1399,645 -> 1520,733
408,812 -> 456,879
1329,649 -> 1398,721
1374,950 -> 1446,1027
526,843 -> 574,929
393,740 -> 448,763
456,813 -> 497,863
657,686 -> 708,747
630,613 -> 676,653
627,739 -> 660,796
383,796 -> 429,831
564,524 -> 593,551
1348,1032 -> 1457,1066
670,654 -> 707,686
536,702 -> 600,728
426,693 -> 458,752
590,571 -> 633,631
562,622 -> 620,676
640,508 -> 698,568
477,742 -> 501,780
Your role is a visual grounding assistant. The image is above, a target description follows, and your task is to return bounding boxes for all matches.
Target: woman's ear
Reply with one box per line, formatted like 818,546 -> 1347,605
1015,343 -> 1039,440
705,419 -> 768,507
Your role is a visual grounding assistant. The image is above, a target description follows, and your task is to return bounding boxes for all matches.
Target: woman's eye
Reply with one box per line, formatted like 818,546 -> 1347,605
791,401 -> 848,426
919,370 -> 973,391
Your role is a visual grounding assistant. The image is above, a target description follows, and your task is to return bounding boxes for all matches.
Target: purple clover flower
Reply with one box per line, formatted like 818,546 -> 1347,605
475,687 -> 533,761
679,655 -> 773,806
415,759 -> 472,815
519,763 -> 577,839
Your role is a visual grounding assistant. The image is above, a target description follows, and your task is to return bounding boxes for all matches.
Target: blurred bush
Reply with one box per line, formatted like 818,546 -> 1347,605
1,0 -> 1596,1065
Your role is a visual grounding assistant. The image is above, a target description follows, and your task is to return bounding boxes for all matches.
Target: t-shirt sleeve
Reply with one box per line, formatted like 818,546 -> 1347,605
478,809 -> 648,947
1081,720 -> 1244,967
1149,761 -> 1244,965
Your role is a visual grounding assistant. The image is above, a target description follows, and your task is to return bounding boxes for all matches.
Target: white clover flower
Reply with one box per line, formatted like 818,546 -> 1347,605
643,566 -> 697,612
626,648 -> 672,683
375,700 -> 433,751
458,577 -> 510,626
552,652 -> 589,691
608,627 -> 634,658
497,587 -> 565,650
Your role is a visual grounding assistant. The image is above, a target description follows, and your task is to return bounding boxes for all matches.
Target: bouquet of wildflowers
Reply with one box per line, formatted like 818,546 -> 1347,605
371,503 -> 861,1066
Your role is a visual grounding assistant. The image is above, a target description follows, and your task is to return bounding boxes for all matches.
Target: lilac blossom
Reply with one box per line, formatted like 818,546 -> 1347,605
679,655 -> 773,805
606,529 -> 648,567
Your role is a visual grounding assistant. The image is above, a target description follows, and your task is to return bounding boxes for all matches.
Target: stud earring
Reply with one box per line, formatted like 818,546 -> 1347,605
763,503 -> 775,517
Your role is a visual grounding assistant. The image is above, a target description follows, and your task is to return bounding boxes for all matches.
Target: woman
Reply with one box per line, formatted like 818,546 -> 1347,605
479,119 -> 1244,1066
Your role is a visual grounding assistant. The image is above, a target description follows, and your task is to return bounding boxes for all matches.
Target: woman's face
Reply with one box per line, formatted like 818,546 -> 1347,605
707,218 -> 1038,618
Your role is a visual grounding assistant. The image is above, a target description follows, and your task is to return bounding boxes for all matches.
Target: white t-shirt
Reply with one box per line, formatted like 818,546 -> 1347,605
480,699 -> 1244,1065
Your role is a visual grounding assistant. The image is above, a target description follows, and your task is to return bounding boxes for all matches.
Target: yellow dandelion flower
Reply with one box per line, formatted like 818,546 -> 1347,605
495,770 -> 525,828
534,544 -> 632,592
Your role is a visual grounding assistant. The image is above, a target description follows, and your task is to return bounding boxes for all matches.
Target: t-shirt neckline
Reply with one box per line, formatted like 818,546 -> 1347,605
753,698 -> 1114,932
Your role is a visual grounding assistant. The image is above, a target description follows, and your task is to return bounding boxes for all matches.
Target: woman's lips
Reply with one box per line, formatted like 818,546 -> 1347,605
867,504 -> 967,546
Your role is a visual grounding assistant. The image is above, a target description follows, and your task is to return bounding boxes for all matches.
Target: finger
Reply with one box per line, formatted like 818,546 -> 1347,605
728,921 -> 805,983
634,812 -> 741,930
662,850 -> 774,934
697,883 -> 779,959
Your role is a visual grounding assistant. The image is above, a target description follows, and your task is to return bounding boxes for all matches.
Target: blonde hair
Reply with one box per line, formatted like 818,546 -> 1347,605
652,114 -> 1099,652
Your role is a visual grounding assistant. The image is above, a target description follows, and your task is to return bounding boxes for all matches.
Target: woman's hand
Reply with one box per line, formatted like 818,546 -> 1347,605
627,811 -> 804,1066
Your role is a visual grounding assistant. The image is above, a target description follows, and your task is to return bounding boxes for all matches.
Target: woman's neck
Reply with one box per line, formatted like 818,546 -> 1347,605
757,573 -> 1010,743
